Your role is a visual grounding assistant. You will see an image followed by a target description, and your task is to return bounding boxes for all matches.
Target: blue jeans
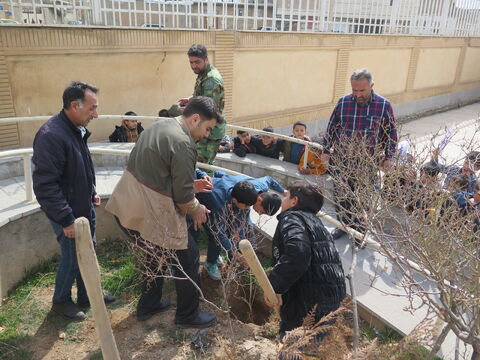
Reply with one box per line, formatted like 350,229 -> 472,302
50,208 -> 96,304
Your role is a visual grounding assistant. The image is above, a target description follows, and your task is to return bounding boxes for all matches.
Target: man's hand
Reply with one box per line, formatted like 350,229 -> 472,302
63,223 -> 75,238
264,293 -> 282,308
320,153 -> 330,168
178,97 -> 191,107
194,178 -> 214,193
192,205 -> 210,230
93,194 -> 101,207
382,159 -> 394,172
299,167 -> 311,175
232,251 -> 248,268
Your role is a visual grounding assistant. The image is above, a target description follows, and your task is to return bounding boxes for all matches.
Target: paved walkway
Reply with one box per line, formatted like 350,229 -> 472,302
401,102 -> 480,138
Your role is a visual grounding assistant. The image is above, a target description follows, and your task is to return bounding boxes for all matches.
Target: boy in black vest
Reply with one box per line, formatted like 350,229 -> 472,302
265,180 -> 346,338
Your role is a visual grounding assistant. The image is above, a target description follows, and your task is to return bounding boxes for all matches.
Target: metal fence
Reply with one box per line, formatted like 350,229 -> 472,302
1,0 -> 479,36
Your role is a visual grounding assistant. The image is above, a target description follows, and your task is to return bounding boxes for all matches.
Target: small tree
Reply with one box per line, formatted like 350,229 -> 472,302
325,125 -> 480,359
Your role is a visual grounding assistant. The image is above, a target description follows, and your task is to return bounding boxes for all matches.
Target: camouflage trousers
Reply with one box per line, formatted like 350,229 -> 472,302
197,139 -> 221,175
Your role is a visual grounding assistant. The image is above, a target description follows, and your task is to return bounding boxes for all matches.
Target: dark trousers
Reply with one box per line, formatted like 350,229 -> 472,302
332,166 -> 376,233
115,217 -> 200,321
333,175 -> 362,230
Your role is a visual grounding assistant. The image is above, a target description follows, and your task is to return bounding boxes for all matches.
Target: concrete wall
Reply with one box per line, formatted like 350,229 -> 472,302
0,27 -> 479,149
0,201 -> 127,302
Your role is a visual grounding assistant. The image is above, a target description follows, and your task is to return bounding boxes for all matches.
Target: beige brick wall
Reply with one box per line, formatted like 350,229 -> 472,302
0,26 -> 479,147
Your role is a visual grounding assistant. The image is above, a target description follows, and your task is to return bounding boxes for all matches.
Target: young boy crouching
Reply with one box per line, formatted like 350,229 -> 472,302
264,180 -> 346,339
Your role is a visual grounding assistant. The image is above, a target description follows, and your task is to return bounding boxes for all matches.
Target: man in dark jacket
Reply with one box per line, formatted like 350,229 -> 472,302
254,126 -> 284,159
32,81 -> 115,321
109,111 -> 144,142
265,180 -> 346,337
233,130 -> 256,157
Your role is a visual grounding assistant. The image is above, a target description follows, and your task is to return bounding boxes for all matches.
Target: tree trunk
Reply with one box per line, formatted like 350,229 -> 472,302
428,324 -> 450,360
347,241 -> 360,351
472,349 -> 479,360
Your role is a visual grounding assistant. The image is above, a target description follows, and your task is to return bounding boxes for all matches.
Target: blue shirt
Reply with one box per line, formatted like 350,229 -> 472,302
195,170 -> 284,247
195,169 -> 285,213
289,142 -> 304,164
439,164 -> 477,193
452,189 -> 473,208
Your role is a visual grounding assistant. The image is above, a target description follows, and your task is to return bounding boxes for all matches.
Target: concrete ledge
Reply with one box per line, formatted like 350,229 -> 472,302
0,201 -> 127,305
0,157 -> 24,181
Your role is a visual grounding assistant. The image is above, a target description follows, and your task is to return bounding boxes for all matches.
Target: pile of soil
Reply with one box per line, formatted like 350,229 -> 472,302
18,269 -> 279,360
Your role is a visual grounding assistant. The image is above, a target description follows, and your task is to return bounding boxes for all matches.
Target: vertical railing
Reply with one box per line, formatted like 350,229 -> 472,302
23,154 -> 33,202
0,0 -> 479,35
302,144 -> 309,168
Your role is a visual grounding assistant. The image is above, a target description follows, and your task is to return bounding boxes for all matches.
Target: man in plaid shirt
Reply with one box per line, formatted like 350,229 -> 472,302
322,69 -> 398,242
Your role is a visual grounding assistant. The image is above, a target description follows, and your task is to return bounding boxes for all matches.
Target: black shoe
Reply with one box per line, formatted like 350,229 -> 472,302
175,311 -> 217,329
331,228 -> 347,240
137,300 -> 172,321
52,301 -> 86,321
78,295 -> 117,308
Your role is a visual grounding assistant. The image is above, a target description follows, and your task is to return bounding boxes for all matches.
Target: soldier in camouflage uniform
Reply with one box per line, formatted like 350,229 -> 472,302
179,44 -> 226,165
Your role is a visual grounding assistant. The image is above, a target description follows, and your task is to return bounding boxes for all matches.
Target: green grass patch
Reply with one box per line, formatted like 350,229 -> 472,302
360,325 -> 442,360
399,346 -> 442,360
0,237 -> 141,359
89,351 -> 103,360
64,321 -> 84,343
361,325 -> 402,344
0,260 -> 57,358
97,238 -> 142,301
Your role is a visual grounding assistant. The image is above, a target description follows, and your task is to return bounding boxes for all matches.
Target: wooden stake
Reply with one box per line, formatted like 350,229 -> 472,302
238,239 -> 279,306
75,217 -> 121,360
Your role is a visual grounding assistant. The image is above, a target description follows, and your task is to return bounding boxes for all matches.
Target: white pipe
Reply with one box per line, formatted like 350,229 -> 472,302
0,148 -> 33,159
228,124 -> 323,149
0,115 -> 324,150
302,144 -> 309,168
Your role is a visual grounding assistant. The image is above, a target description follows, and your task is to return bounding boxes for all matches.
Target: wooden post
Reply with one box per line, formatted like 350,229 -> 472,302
238,239 -> 279,306
75,217 -> 120,360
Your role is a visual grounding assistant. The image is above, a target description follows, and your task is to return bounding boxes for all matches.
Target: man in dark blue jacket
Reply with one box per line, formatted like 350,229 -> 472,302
32,81 -> 115,320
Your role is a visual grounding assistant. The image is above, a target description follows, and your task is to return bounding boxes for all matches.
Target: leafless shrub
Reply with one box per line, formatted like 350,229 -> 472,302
324,122 -> 480,359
